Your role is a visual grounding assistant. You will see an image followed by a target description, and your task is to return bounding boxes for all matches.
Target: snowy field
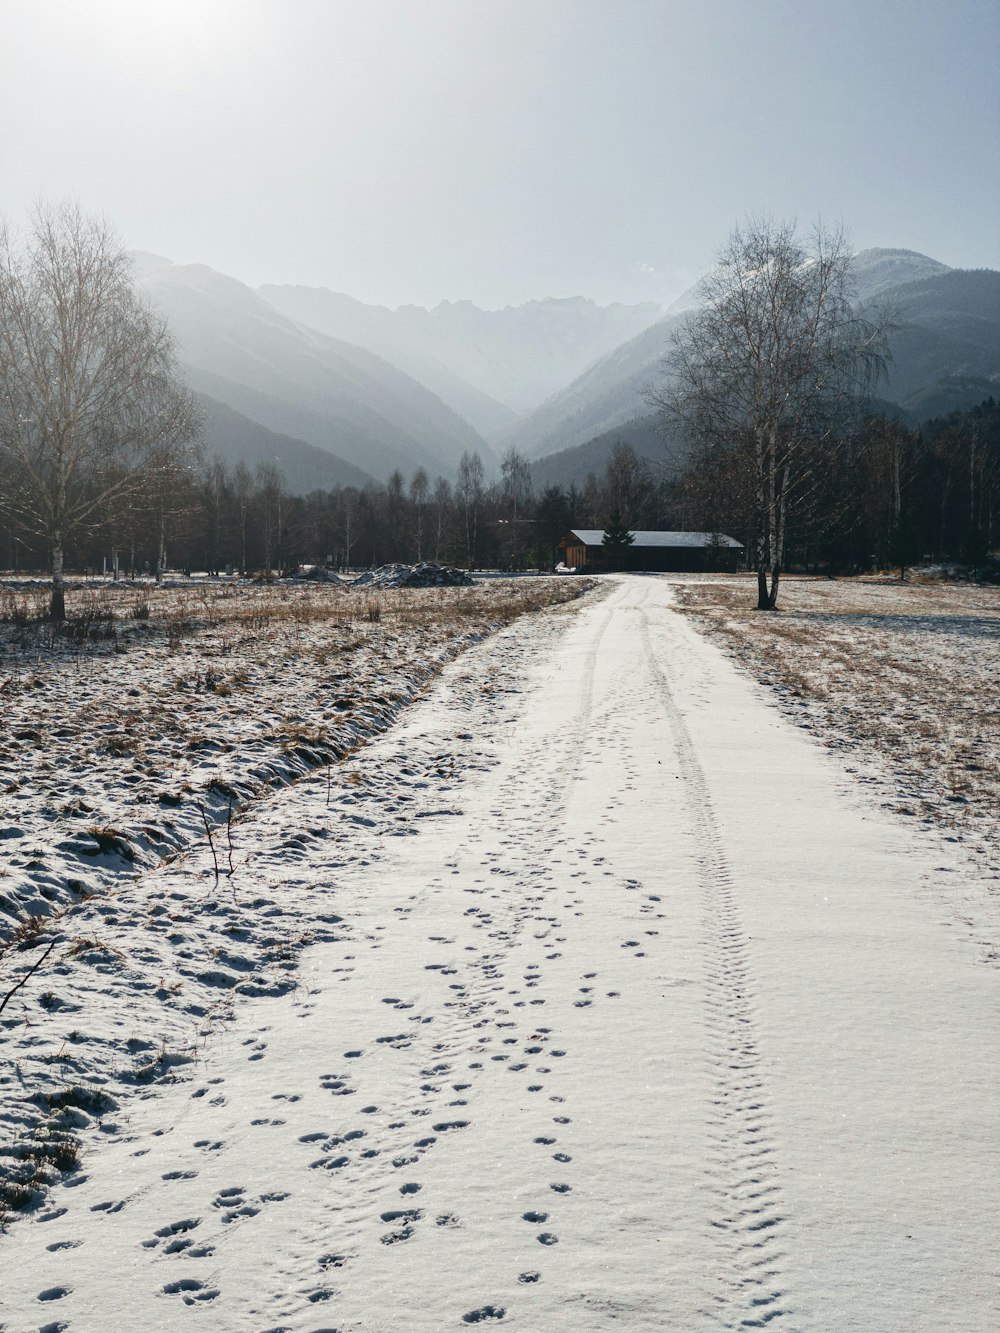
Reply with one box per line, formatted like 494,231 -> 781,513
672,573 -> 1000,955
0,574 -> 997,1331
0,578 -> 588,1197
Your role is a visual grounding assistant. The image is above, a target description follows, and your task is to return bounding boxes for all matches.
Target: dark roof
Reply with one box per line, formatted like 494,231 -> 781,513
567,529 -> 743,550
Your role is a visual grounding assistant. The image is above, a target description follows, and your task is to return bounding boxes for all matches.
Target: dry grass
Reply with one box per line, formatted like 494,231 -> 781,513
673,574 -> 1000,869
0,575 -> 593,942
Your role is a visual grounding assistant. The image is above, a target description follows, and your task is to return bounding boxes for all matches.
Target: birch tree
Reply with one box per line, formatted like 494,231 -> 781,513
0,203 -> 200,619
499,446 -> 532,567
652,219 -> 890,609
456,450 -> 485,569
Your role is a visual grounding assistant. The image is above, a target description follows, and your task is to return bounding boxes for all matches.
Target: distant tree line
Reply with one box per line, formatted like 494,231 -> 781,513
670,396 -> 1000,579
0,437 -> 681,578
2,400 -> 994,584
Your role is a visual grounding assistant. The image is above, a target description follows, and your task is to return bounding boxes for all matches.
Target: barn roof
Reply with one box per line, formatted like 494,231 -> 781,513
567,529 -> 743,550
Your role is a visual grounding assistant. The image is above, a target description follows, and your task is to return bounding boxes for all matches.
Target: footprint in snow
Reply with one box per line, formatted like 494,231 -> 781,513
462,1305 -> 506,1323
162,1278 -> 219,1304
306,1288 -> 334,1303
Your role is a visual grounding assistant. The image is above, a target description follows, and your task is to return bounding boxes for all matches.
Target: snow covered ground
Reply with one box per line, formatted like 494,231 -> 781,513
0,578 -> 585,940
673,574 -> 1000,957
0,578 -> 587,1212
1,576 -> 997,1331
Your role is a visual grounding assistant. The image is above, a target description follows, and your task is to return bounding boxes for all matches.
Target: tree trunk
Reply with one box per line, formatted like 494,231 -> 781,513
50,542 -> 66,622
156,517 -> 167,584
756,569 -> 770,610
756,565 -> 780,610
768,566 -> 781,608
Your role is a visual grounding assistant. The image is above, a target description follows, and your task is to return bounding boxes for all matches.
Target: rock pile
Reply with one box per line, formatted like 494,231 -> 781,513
352,562 -> 476,589
288,565 -> 345,584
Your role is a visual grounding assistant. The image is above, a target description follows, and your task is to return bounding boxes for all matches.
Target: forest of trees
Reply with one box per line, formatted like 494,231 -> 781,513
0,440 -> 669,578
1,402 -> 995,583
673,397 -> 1000,579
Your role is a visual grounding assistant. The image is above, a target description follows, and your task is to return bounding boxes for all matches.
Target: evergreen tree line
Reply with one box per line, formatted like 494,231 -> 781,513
1,407 -> 995,580
670,397 -> 1000,576
0,443 -> 668,578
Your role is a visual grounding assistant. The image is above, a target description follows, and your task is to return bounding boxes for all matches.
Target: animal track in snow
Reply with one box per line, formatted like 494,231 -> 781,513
142,1217 -> 201,1250
37,1287 -> 71,1302
462,1305 -> 506,1323
162,1278 -> 219,1304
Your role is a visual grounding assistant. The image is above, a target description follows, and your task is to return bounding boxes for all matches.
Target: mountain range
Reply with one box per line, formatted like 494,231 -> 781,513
135,255 -> 491,490
497,251 -> 1000,472
133,249 -> 1000,493
257,286 -> 662,434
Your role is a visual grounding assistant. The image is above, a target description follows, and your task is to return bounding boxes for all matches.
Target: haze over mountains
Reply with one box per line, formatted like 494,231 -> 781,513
135,254 -> 492,491
494,250 -> 1000,472
135,249 -> 1000,494
258,284 -> 662,433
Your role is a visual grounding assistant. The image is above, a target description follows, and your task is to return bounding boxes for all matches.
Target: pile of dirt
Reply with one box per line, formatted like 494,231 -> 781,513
352,563 -> 476,589
287,566 -> 345,584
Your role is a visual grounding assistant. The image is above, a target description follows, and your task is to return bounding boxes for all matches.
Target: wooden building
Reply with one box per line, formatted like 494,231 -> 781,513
558,529 -> 743,573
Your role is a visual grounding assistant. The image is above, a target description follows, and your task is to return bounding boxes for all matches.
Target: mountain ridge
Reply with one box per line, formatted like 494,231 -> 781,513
131,248 -> 998,494
504,251 -> 1000,476
257,282 -> 663,424
135,257 -> 494,482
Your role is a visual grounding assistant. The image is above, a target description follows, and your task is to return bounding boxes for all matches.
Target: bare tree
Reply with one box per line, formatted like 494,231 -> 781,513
0,203 -> 201,618
409,466 -> 429,560
652,218 -> 890,609
603,441 -> 653,528
254,461 -> 285,572
499,446 -> 533,567
233,460 -> 254,574
337,486 -> 359,570
432,476 -> 451,561
456,450 -> 485,569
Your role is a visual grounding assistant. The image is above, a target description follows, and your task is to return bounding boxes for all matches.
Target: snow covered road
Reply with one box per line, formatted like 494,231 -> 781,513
2,576 -> 997,1331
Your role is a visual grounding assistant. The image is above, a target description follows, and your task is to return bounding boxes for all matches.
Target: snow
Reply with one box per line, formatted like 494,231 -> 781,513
0,579 -> 579,940
1,576 -> 997,1331
672,574 -> 1000,929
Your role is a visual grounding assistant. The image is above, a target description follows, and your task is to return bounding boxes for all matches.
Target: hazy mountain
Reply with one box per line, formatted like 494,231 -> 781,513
256,286 -> 519,440
880,269 -> 1000,397
851,248 -> 952,302
196,393 -> 373,492
897,375 -> 1000,421
530,416 -> 676,491
134,248 -> 997,497
257,286 -> 663,422
511,251 -> 1000,474
135,258 -> 493,483
500,313 -> 686,461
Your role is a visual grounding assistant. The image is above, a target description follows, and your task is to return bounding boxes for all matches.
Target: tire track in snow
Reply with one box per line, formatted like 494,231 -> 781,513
639,609 -> 790,1330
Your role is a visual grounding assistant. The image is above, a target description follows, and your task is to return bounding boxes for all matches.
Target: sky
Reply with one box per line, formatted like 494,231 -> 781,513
1,0 -> 997,310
